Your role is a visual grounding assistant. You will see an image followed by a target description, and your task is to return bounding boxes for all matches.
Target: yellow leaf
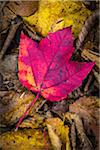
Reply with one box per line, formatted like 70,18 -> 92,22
47,124 -> 62,150
23,1 -> 91,37
0,129 -> 52,150
46,118 -> 71,149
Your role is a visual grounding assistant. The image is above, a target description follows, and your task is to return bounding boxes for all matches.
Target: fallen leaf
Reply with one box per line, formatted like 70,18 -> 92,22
93,69 -> 100,84
69,96 -> 99,127
19,113 -> 44,129
6,1 -> 39,17
16,27 -> 94,130
0,3 -> 16,33
23,1 -> 92,37
0,54 -> 17,73
0,91 -> 35,126
46,118 -> 70,150
47,124 -> 62,150
81,49 -> 99,68
19,27 -> 94,101
70,122 -> 76,150
0,129 -> 52,150
51,100 -> 68,116
65,112 -> 93,150
69,96 -> 99,148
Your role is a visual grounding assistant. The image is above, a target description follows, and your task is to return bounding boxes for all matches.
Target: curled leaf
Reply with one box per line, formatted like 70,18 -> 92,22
47,124 -> 62,150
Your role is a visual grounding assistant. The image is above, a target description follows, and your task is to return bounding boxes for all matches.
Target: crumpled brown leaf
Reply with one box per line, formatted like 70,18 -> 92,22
65,112 -> 93,150
6,1 -> 39,17
69,96 -> 99,149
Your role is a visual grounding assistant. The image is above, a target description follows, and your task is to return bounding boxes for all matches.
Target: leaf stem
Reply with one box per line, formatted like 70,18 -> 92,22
15,92 -> 40,131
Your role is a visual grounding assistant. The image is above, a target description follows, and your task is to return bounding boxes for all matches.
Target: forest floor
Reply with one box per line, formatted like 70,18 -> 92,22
0,1 -> 99,150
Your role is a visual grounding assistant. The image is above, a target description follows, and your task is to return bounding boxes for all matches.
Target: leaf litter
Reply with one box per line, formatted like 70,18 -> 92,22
0,1 -> 99,150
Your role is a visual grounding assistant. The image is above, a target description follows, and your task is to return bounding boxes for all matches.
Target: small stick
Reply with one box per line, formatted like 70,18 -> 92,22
15,92 -> 40,131
36,99 -> 46,112
84,73 -> 93,92
89,49 -> 100,57
0,17 -> 22,60
93,69 -> 100,84
76,88 -> 83,96
23,24 -> 42,41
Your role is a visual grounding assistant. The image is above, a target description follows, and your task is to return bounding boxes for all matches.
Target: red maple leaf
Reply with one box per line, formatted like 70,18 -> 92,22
16,27 -> 94,130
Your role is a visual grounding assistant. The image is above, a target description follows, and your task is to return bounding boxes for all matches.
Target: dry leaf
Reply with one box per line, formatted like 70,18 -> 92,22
69,96 -> 99,149
0,54 -> 17,73
65,112 -> 93,150
69,96 -> 99,133
6,1 -> 39,17
70,122 -> 76,150
23,1 -> 91,37
81,49 -> 99,68
0,129 -> 52,150
46,118 -> 70,150
0,91 -> 35,126
47,124 -> 62,150
19,113 -> 44,129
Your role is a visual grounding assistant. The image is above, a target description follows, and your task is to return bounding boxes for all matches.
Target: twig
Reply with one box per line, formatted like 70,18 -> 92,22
84,73 -> 93,92
23,24 -> 42,41
93,69 -> 100,84
76,88 -> 83,96
0,16 -> 22,60
89,49 -> 100,57
36,99 -> 46,112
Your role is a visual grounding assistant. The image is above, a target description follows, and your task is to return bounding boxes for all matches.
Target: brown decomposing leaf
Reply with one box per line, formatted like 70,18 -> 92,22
19,113 -> 44,129
51,100 -> 68,116
0,91 -> 35,126
0,53 -> 23,92
76,9 -> 99,50
69,96 -> 99,132
65,112 -> 93,150
0,17 -> 22,60
0,2 -> 16,33
81,49 -> 99,68
69,96 -> 99,149
70,122 -> 76,150
0,1 -> 39,60
6,1 -> 39,17
0,53 -> 17,74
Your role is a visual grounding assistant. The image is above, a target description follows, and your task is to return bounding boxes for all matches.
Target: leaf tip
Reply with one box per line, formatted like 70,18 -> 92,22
90,61 -> 95,68
20,32 -> 26,39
